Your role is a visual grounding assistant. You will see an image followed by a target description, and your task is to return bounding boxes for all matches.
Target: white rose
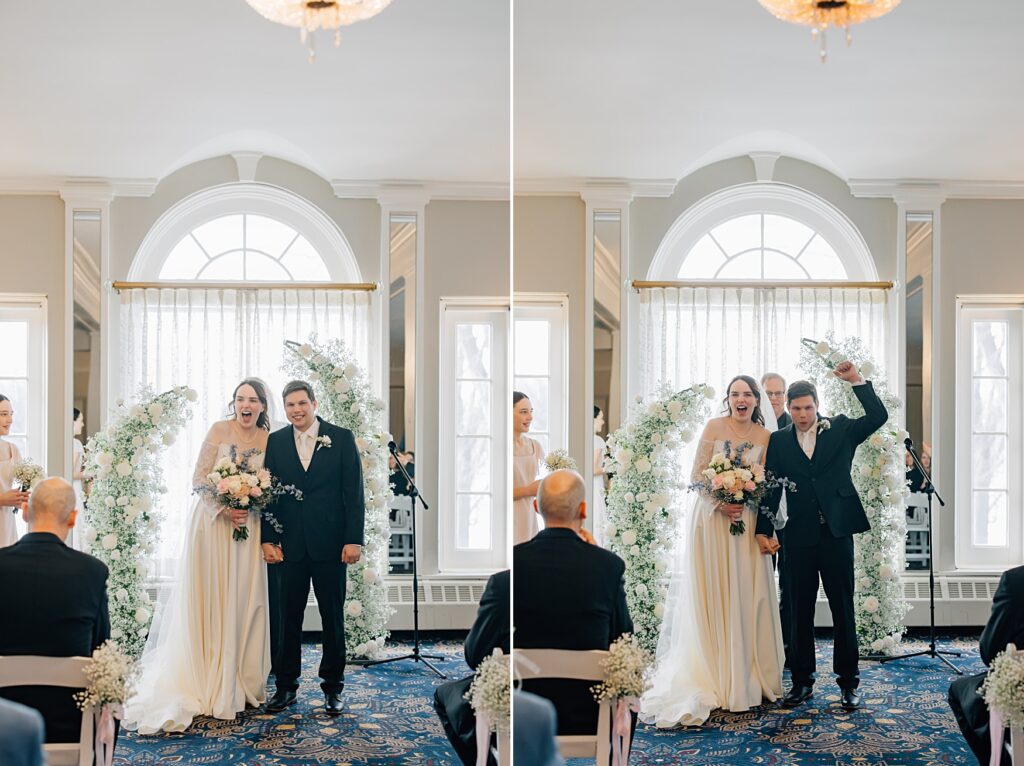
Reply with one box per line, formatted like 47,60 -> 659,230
871,639 -> 884,652
109,550 -> 121,560
623,493 -> 635,504
101,533 -> 118,550
116,496 -> 129,506
350,403 -> 360,414
703,385 -> 716,400
345,364 -> 359,379
135,607 -> 151,624
84,527 -> 98,544
666,401 -> 682,417
111,628 -> 123,639
859,464 -> 872,477
355,437 -> 369,451
654,603 -> 665,619
620,529 -> 638,546
859,577 -> 872,589
185,388 -> 198,402
116,461 -> 133,477
635,583 -> 649,597
862,596 -> 880,613
860,362 -> 875,379
147,402 -> 164,419
129,405 -> 144,419
298,343 -> 313,359
815,341 -> 830,355
95,452 -> 113,467
615,449 -> 632,467
116,588 -> 129,602
162,433 -> 176,446
309,372 -> 321,382
680,429 -> 695,443
104,496 -> 116,508
635,458 -> 652,473
651,432 -> 663,445
115,397 -> 125,407
346,600 -> 363,617
332,378 -> 351,395
879,565 -> 893,580
362,568 -> 379,584
829,351 -> 845,364
630,545 -> 641,557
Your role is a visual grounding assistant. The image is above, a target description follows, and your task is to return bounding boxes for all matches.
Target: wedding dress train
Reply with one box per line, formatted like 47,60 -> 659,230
124,442 -> 270,733
641,439 -> 784,727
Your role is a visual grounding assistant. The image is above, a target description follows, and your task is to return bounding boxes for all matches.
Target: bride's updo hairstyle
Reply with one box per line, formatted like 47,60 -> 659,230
722,374 -> 765,427
230,378 -> 271,431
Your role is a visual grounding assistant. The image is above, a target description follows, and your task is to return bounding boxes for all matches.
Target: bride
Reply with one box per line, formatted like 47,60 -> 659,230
641,374 -> 784,727
124,379 -> 273,733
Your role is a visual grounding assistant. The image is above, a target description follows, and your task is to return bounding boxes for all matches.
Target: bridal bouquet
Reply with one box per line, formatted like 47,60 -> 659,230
544,449 -> 578,472
980,646 -> 1024,728
194,447 -> 300,541
12,458 -> 44,492
690,440 -> 794,535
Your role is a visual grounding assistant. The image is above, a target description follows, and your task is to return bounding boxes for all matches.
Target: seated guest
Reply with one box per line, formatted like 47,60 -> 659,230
513,691 -> 565,766
388,454 -> 412,496
761,373 -> 791,429
434,569 -> 510,766
948,564 -> 1024,766
0,698 -> 45,766
0,478 -> 110,744
514,469 -> 633,735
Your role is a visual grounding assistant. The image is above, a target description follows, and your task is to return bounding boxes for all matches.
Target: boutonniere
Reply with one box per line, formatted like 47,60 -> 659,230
316,435 -> 332,451
816,419 -> 831,435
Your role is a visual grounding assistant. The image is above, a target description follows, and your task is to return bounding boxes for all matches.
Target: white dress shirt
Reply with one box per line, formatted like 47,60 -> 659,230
294,419 -> 320,471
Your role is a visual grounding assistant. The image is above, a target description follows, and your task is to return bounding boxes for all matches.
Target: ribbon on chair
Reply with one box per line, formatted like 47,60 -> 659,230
611,696 -> 638,766
989,708 -> 1004,766
475,713 -> 492,766
95,704 -> 119,766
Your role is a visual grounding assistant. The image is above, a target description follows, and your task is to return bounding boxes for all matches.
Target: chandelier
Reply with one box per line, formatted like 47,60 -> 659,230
245,0 -> 394,62
758,0 -> 900,62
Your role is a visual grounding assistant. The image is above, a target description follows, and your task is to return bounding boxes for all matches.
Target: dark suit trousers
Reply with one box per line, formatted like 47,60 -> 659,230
276,557 -> 347,693
787,524 -> 859,689
268,564 -> 283,676
775,545 -> 791,664
433,676 -> 496,766
949,673 -> 1010,766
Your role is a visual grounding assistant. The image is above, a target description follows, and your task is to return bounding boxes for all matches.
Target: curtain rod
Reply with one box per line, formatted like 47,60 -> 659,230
112,281 -> 378,292
632,280 -> 894,291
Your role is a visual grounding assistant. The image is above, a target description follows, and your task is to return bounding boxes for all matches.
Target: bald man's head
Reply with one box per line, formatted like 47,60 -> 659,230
27,477 -> 77,540
535,469 -> 586,529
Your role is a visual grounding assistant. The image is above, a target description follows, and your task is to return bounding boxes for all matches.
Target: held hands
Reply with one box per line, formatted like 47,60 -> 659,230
342,544 -> 362,565
717,503 -> 744,522
755,534 -> 780,555
833,360 -> 864,385
261,542 -> 284,564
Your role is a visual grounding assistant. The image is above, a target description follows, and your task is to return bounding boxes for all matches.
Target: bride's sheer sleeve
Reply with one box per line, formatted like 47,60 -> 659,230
690,438 -> 715,483
192,440 -> 226,520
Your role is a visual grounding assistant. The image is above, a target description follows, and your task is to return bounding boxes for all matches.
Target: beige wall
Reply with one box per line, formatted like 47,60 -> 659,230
421,199 -> 510,573
937,200 -> 1024,569
0,196 -> 66,472
512,194 -> 587,463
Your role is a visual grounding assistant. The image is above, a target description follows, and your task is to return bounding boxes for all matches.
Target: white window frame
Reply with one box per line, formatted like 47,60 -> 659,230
438,298 -> 509,572
513,294 -> 569,458
955,299 -> 1024,570
0,295 -> 48,470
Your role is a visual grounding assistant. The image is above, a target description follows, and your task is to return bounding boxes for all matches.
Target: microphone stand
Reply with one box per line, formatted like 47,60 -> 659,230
363,443 -> 446,679
870,438 -> 962,675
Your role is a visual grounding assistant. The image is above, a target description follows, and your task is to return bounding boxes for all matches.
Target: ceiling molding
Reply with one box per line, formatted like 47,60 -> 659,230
748,152 -> 781,183
332,180 -> 509,202
515,178 -> 677,199
848,178 -> 1024,202
231,152 -> 263,183
0,177 -> 156,198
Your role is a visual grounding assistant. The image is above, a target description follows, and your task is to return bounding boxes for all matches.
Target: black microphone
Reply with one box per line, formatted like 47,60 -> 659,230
388,441 -> 399,455
905,437 -> 914,451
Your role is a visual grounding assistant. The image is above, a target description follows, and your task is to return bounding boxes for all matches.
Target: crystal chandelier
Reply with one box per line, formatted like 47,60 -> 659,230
245,0 -> 395,62
757,0 -> 900,62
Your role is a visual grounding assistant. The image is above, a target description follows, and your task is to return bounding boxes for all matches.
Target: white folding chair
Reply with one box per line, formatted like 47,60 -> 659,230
990,643 -> 1023,766
0,656 -> 98,766
516,649 -> 613,765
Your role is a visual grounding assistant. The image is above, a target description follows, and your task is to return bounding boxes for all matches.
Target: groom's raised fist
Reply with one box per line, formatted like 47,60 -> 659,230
833,360 -> 864,385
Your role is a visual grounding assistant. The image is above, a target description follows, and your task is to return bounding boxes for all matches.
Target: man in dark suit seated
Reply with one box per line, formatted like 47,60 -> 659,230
514,469 -> 633,735
433,569 -> 510,766
948,565 -> 1024,766
0,478 -> 110,744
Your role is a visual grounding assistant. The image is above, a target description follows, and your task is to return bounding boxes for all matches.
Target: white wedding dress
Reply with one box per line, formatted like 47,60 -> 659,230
641,439 -> 784,727
124,442 -> 270,733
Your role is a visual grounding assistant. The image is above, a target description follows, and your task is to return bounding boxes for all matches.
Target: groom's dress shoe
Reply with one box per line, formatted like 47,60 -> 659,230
324,692 -> 344,716
840,688 -> 862,711
782,685 -> 814,708
266,689 -> 297,712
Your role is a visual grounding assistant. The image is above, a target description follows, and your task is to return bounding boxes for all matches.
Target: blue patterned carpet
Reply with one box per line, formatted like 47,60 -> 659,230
610,634 -> 984,766
115,640 -> 467,765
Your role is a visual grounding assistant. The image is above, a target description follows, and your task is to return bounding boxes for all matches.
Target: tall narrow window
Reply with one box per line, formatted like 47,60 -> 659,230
513,297 -> 568,457
0,296 -> 47,467
439,301 -> 508,571
956,304 -> 1024,569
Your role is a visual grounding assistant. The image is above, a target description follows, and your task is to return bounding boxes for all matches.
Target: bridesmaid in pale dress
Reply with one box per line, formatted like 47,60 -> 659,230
0,395 -> 30,547
71,408 -> 87,550
512,392 -> 544,544
592,405 -> 608,546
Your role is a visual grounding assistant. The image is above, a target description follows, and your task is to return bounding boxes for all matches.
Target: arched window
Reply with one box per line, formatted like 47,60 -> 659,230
129,183 -> 360,283
649,182 -> 876,282
677,213 -> 848,280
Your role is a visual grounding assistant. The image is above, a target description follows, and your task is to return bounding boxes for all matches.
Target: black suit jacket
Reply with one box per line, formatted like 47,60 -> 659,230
981,565 -> 1024,665
0,533 -> 109,743
465,570 -> 511,669
261,417 -> 365,561
513,528 -> 633,735
758,382 -> 889,545
776,411 -> 792,430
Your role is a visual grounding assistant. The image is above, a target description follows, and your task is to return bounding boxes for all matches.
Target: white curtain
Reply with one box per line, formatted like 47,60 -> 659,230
638,286 -> 889,400
119,287 -> 372,577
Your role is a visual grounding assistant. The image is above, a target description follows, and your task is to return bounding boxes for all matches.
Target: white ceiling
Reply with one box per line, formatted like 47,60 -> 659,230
0,1 -> 509,183
514,0 -> 1024,182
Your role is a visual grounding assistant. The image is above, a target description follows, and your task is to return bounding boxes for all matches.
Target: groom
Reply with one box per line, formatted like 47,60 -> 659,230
261,380 -> 365,716
757,361 -> 888,711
